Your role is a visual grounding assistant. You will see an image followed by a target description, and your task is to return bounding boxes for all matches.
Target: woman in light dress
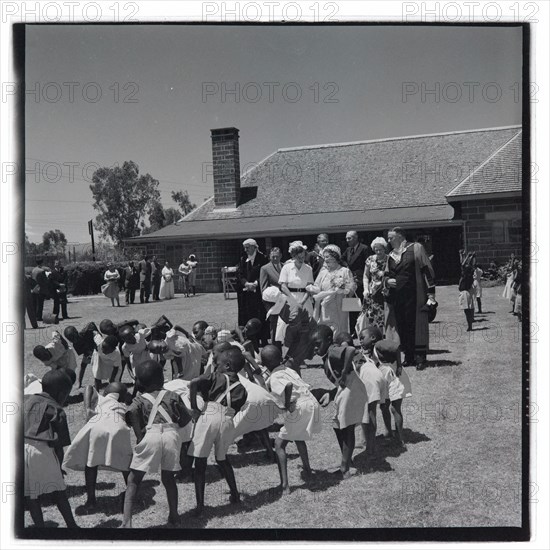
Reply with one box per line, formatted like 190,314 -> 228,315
102,262 -> 121,307
159,261 -> 175,300
278,241 -> 315,315
309,245 -> 356,335
178,258 -> 192,297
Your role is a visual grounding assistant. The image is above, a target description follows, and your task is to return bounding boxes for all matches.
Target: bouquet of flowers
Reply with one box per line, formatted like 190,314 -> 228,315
330,274 -> 347,291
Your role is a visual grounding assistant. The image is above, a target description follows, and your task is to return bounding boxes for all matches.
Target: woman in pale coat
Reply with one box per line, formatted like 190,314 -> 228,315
159,261 -> 175,300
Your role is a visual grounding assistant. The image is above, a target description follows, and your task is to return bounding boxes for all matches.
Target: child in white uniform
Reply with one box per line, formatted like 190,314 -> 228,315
122,360 -> 192,527
63,382 -> 133,509
265,345 -> 321,494
374,340 -> 412,447
33,330 -> 77,372
357,326 -> 386,453
91,333 -> 122,391
24,369 -> 77,528
188,348 -> 248,516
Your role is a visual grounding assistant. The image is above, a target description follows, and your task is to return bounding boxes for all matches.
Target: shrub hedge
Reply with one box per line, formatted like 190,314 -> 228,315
25,261 -> 129,296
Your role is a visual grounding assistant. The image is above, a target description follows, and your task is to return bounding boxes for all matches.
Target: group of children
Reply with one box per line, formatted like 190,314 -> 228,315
25,309 -> 412,528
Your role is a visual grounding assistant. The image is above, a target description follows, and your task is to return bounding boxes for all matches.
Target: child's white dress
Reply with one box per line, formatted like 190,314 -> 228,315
91,334 -> 122,380
231,374 -> 280,439
268,366 -> 322,441
164,329 -> 203,381
43,332 -> 77,371
63,393 -> 132,472
121,329 -> 150,370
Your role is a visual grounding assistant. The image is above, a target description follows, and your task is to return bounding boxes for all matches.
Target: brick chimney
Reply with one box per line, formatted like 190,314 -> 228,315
211,127 -> 241,208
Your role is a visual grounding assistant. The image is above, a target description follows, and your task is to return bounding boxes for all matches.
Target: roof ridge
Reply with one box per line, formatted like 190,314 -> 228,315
278,125 -> 522,152
445,131 -> 522,197
177,196 -> 214,222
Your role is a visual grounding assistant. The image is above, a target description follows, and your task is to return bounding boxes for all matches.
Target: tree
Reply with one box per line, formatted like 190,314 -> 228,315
90,161 -> 161,247
171,190 -> 196,217
42,229 -> 67,255
164,207 -> 182,225
25,233 -> 43,256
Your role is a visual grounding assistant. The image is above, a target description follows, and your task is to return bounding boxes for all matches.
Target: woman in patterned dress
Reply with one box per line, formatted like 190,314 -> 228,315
362,237 -> 388,331
308,245 -> 356,335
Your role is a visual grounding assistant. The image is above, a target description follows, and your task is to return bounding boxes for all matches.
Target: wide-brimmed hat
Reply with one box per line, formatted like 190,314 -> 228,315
262,285 -> 281,303
242,238 -> 258,247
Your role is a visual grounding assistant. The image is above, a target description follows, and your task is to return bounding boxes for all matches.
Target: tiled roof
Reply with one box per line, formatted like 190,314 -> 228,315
446,131 -> 522,199
129,126 -> 522,241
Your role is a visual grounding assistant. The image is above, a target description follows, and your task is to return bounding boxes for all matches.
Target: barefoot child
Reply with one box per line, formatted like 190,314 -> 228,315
63,382 -> 133,509
188,347 -> 248,516
91,333 -> 122,391
357,326 -> 387,453
122,360 -> 192,527
311,325 -> 367,478
24,369 -> 77,528
264,345 -> 321,493
374,339 -> 412,447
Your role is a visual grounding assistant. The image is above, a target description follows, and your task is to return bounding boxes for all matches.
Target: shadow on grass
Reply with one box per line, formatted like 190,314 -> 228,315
94,518 -> 122,528
67,393 -> 84,405
230,449 -> 290,470
427,349 -> 451,355
64,481 -> 118,500
426,360 -> 462,368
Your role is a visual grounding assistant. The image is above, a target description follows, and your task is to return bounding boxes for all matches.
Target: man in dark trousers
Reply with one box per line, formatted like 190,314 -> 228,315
50,259 -> 69,320
24,274 -> 39,329
259,247 -> 283,348
236,238 -> 269,346
138,254 -> 152,303
306,233 -> 329,280
342,230 -> 370,335
151,256 -> 161,301
385,227 -> 436,371
31,258 -> 51,323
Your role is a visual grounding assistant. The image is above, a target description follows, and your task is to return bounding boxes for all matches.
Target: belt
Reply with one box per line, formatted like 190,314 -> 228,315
287,287 -> 307,293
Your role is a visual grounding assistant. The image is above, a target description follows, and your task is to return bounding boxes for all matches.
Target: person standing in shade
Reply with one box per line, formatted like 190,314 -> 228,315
151,256 -> 162,301
384,227 -> 436,371
125,261 -> 140,305
306,233 -> 329,280
260,247 -> 283,348
342,231 -> 370,335
31,258 -> 51,323
236,238 -> 269,346
139,254 -> 152,304
187,255 -> 199,296
25,274 -> 39,329
50,260 -> 69,320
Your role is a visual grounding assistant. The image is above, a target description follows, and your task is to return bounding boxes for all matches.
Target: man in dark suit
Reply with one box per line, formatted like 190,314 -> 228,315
236,238 -> 269,346
259,247 -> 283,348
31,258 -> 51,322
151,256 -> 161,301
306,233 -> 329,280
342,230 -> 370,335
138,254 -> 152,303
50,259 -> 69,320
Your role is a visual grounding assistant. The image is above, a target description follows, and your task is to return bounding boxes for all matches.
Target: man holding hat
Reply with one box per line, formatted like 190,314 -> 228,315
236,238 -> 269,346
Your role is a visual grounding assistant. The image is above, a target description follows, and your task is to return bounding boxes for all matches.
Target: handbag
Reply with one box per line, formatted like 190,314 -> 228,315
342,291 -> 363,312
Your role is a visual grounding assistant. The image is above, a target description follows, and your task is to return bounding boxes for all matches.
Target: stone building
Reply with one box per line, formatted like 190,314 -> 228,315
125,125 -> 523,292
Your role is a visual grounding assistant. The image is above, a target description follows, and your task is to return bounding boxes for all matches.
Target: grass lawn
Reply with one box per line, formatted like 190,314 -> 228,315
22,285 -> 523,530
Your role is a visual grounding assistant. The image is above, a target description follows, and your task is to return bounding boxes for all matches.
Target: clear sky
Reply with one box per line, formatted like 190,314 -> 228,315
25,24 -> 523,244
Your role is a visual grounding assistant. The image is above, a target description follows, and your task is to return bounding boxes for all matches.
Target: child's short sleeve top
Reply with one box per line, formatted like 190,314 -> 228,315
268,366 -> 311,406
24,393 -> 70,447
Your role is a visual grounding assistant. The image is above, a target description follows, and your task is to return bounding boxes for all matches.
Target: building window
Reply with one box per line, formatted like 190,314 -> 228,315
491,219 -> 521,244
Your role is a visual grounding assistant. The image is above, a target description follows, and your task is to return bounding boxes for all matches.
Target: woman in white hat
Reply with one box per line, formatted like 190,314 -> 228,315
309,244 -> 356,335
278,241 -> 315,315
